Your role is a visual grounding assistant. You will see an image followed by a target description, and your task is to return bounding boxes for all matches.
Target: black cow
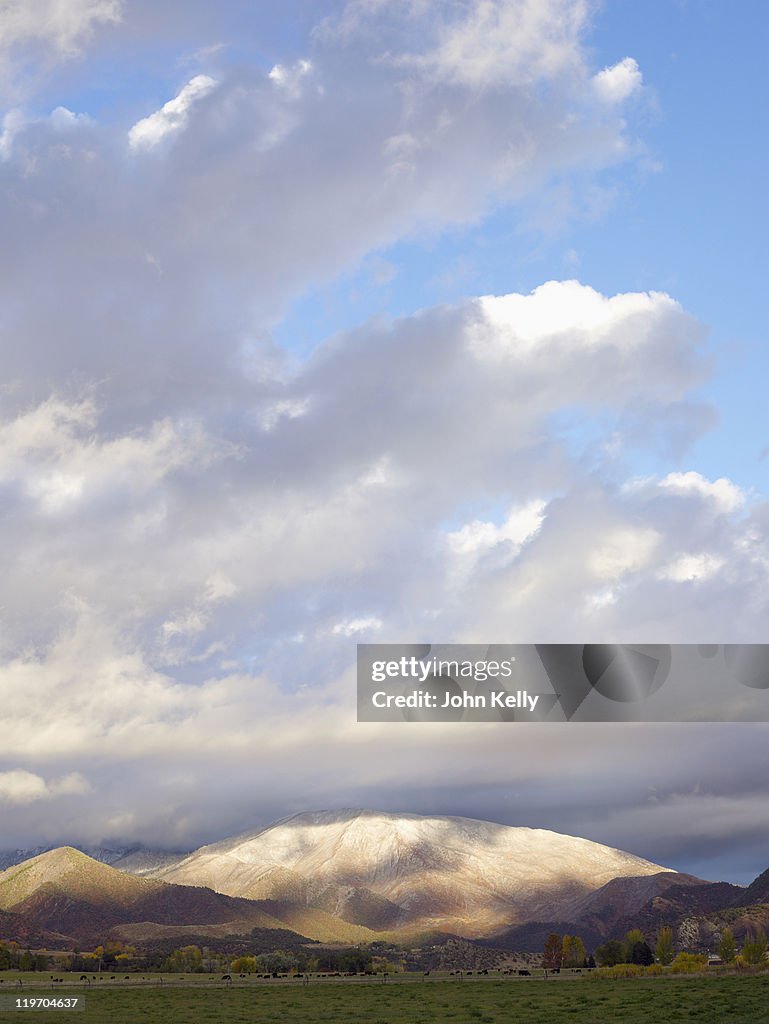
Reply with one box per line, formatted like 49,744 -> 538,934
518,969 -> 531,976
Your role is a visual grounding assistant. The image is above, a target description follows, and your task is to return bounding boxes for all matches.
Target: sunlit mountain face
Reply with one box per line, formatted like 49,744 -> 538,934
151,809 -> 678,938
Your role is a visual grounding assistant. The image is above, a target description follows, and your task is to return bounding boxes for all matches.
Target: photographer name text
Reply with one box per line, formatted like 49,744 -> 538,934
371,689 -> 539,712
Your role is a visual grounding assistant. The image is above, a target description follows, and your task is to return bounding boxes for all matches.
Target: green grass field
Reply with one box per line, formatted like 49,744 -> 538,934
1,973 -> 768,1024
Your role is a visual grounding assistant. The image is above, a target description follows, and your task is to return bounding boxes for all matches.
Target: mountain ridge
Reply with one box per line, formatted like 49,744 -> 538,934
149,808 -> 678,938
4,810 -> 761,952
0,847 -> 307,944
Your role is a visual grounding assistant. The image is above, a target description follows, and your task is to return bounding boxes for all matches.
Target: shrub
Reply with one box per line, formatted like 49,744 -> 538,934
670,952 -> 707,974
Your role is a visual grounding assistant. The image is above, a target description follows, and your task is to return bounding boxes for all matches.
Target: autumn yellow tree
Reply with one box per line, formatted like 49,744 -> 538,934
562,935 -> 586,968
655,926 -> 674,966
543,933 -> 563,970
717,928 -> 736,964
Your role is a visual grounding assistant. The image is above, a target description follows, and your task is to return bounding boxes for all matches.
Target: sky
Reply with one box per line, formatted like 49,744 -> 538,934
0,0 -> 768,885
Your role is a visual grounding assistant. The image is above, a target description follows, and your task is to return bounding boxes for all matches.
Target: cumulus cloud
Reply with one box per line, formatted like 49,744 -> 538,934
446,501 -> 546,557
0,0 -> 120,57
592,56 -> 643,104
658,470 -> 745,514
0,282 -> 759,759
128,74 -> 217,151
0,0 -> 652,418
0,770 -> 90,805
388,0 -> 587,88
0,275 -> 765,867
0,395 -> 229,517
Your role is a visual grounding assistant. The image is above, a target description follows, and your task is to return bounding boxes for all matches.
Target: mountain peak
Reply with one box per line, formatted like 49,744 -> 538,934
153,808 -> 676,939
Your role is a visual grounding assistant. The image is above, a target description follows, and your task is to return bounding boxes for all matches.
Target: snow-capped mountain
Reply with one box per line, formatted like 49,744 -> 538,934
150,809 -> 678,938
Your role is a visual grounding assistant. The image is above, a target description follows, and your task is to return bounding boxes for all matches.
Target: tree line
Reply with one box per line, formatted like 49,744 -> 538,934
541,926 -> 768,971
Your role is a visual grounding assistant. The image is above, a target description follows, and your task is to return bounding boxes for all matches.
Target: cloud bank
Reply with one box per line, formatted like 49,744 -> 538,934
0,0 -> 766,882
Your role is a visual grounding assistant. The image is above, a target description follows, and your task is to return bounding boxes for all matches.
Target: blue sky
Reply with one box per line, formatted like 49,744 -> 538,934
0,0 -> 768,883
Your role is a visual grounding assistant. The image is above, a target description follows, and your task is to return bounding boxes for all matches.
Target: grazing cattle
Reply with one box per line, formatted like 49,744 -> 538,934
552,968 -> 560,974
110,977 -> 116,981
79,976 -> 88,982
221,975 -> 232,983
518,969 -> 531,976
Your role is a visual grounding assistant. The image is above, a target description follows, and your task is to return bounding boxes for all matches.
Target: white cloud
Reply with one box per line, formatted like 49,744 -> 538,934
0,396 -> 228,515
658,471 -> 745,515
0,1 -> 655,418
0,282 -> 720,684
49,105 -> 92,129
658,553 -> 726,583
447,501 -> 546,556
337,0 -> 590,89
0,770 -> 90,804
128,74 -> 217,151
0,107 -> 22,157
331,617 -> 383,637
474,280 -> 677,354
588,526 -> 659,580
0,0 -> 120,56
592,57 -> 643,104
268,58 -> 313,97
0,105 -> 89,160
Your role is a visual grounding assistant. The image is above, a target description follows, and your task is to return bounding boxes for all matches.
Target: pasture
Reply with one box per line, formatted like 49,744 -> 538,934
0,971 -> 768,1023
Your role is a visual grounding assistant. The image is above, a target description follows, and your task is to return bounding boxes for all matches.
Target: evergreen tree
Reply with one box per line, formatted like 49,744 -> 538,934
629,941 -> 654,966
623,929 -> 644,963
